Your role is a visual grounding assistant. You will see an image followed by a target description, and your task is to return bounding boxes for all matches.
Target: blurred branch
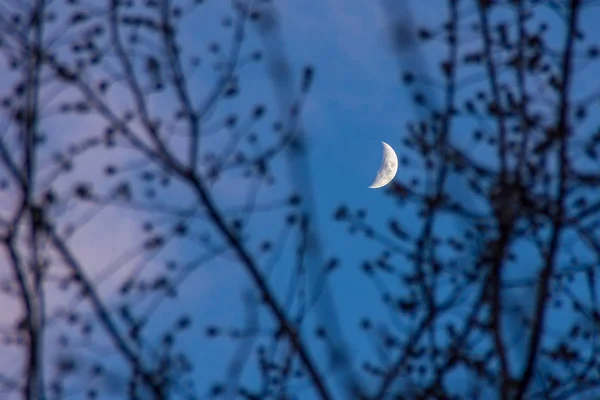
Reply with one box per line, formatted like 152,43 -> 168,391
159,0 -> 201,170
476,1 -> 512,393
514,0 -> 582,397
44,222 -> 167,399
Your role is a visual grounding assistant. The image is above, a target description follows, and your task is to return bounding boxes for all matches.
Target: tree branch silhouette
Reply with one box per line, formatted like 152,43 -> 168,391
2,0 -> 600,399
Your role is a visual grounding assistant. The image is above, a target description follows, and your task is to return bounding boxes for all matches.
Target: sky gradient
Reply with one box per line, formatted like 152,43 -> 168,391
2,0 -> 600,399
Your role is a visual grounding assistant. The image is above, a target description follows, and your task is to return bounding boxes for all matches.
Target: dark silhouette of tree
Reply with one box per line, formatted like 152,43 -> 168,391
333,0 -> 600,398
1,0 -> 600,399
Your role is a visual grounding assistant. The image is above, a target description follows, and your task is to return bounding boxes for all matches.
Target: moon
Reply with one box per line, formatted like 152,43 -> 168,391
369,141 -> 398,189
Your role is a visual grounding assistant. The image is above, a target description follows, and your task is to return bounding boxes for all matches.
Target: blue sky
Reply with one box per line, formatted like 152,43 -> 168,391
2,0 -> 600,399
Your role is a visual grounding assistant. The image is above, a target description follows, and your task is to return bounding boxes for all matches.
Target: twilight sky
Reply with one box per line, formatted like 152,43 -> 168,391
2,0 -> 600,399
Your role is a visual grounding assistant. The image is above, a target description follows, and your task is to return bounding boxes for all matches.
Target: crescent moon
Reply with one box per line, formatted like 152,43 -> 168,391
369,141 -> 398,189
